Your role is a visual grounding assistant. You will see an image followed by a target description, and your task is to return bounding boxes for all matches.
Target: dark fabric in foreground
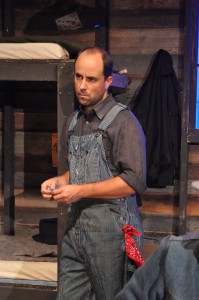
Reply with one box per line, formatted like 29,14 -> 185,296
115,234 -> 199,300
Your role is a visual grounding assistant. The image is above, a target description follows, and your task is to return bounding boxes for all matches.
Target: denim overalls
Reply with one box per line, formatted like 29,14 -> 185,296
57,103 -> 143,300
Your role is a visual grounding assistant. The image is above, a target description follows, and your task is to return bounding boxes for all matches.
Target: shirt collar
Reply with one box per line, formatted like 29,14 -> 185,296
93,95 -> 117,120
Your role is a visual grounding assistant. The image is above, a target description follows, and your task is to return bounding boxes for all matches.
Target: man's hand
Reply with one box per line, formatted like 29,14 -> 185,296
50,184 -> 82,204
41,173 -> 69,201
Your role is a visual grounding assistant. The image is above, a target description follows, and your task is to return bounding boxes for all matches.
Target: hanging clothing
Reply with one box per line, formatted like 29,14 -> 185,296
129,49 -> 181,188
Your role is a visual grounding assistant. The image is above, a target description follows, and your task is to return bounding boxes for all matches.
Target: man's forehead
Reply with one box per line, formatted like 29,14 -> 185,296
76,52 -> 102,65
75,52 -> 104,74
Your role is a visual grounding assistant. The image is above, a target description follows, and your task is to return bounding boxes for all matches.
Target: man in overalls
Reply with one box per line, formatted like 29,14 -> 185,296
41,47 -> 147,300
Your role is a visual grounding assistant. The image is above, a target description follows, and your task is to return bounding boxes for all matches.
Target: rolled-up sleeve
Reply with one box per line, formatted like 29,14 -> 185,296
108,110 -> 147,193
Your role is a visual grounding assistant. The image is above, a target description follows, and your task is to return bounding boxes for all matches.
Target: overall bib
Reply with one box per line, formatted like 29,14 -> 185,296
57,104 -> 143,300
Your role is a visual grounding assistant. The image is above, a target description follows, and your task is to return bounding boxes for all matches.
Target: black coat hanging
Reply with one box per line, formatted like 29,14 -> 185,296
129,49 -> 181,188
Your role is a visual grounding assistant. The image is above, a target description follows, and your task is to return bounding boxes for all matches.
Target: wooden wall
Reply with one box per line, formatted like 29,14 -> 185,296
0,81 -> 58,188
0,0 -> 185,94
1,0 -> 198,236
0,0 -> 186,186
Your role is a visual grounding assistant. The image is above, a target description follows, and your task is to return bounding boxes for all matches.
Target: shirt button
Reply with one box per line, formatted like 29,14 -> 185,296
86,121 -> 89,125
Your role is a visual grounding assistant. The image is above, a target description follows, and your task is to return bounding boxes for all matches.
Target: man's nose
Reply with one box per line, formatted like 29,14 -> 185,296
80,78 -> 87,89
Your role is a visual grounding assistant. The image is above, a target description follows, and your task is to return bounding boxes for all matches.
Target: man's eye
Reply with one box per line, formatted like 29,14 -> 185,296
76,74 -> 82,79
87,77 -> 96,82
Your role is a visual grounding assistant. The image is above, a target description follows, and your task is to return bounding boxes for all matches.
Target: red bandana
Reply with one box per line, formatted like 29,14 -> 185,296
122,225 -> 144,268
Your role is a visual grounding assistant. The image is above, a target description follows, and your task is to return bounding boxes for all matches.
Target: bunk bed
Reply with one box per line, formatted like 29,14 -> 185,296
0,40 -> 77,300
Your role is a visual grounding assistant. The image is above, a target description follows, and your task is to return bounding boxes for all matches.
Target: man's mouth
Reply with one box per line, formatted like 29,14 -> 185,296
78,94 -> 89,98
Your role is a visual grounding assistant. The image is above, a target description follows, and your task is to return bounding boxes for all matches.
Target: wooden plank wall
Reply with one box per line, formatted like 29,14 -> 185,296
1,0 -> 198,235
0,81 -> 58,188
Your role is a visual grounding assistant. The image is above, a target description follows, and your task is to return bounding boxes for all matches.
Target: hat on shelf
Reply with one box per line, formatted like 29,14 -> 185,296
32,218 -> 57,245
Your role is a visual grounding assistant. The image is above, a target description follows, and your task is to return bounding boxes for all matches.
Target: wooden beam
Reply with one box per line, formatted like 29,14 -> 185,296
178,0 -> 194,235
3,84 -> 15,235
95,0 -> 109,50
2,0 -> 15,234
0,285 -> 56,300
2,0 -> 15,37
57,62 -> 74,260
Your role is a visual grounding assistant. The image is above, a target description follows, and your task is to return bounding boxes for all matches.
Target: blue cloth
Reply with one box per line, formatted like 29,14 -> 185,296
114,234 -> 199,300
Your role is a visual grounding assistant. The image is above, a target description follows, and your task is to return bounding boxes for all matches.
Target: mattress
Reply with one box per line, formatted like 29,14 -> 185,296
0,261 -> 57,282
0,43 -> 69,60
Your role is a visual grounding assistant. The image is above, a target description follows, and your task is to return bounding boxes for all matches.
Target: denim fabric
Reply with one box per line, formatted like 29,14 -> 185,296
57,104 -> 144,300
114,234 -> 199,300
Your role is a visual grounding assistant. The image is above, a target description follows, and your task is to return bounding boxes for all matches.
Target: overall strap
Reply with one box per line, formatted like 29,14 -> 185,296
99,103 -> 127,131
68,111 -> 80,131
68,103 -> 127,132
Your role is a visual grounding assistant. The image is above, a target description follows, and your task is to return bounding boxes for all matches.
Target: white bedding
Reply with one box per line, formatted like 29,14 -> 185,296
0,43 -> 69,60
0,261 -> 57,281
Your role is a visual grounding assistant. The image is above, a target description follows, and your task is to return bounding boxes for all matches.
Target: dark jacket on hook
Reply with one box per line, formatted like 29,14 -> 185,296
129,49 -> 181,188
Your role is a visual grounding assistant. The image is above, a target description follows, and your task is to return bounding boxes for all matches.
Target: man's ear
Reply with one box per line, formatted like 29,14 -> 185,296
105,76 -> 113,90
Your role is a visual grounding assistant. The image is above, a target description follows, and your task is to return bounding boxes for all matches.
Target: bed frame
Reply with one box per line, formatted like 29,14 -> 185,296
0,58 -> 75,299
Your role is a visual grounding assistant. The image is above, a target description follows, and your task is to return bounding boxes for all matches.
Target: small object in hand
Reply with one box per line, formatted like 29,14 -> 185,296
48,187 -> 55,191
47,187 -> 54,201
